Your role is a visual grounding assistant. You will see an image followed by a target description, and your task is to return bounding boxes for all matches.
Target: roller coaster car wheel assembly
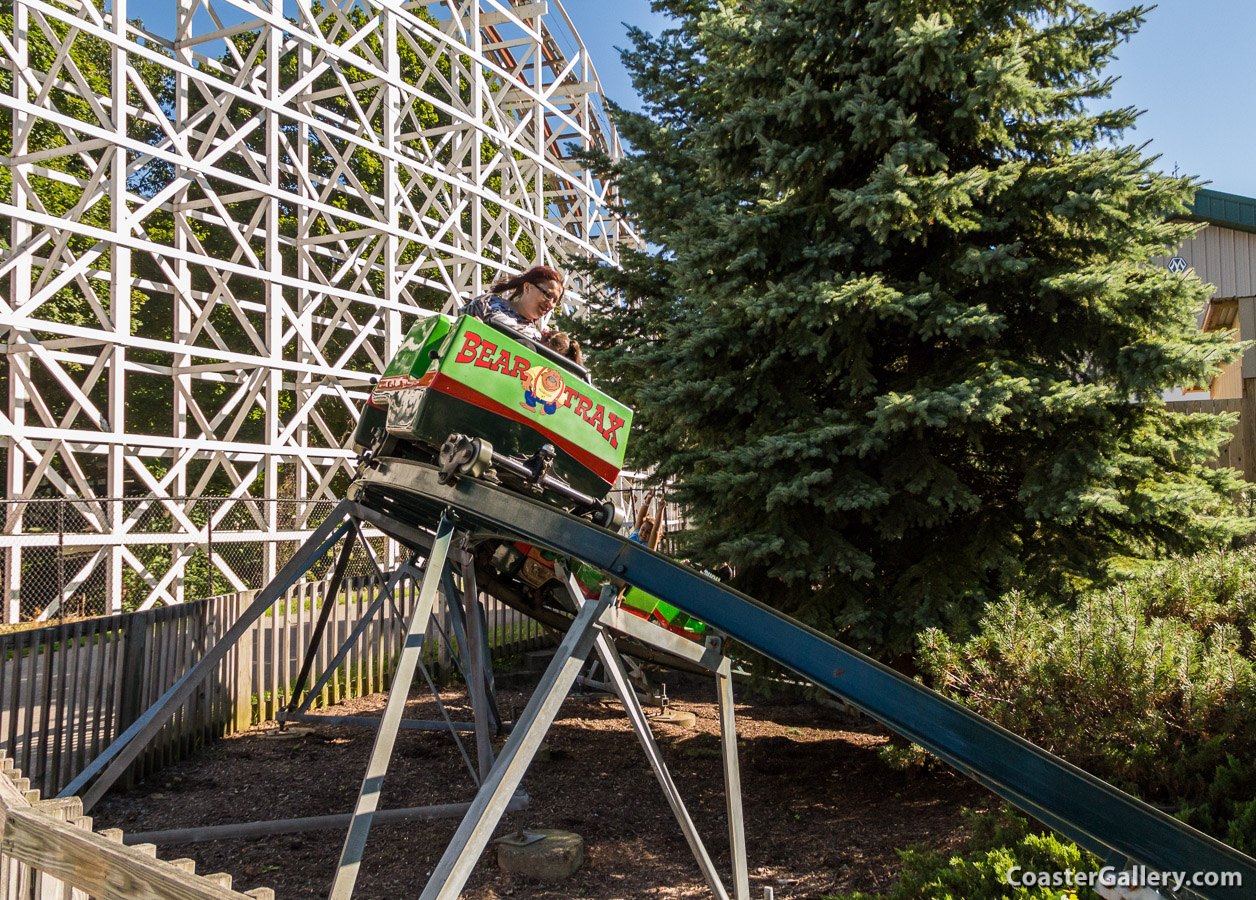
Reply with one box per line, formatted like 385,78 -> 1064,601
526,443 -> 556,488
593,500 -> 624,530
433,433 -> 624,530
437,433 -> 493,484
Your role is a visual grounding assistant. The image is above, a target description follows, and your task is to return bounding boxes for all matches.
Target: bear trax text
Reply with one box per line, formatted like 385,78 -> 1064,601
453,330 -> 625,448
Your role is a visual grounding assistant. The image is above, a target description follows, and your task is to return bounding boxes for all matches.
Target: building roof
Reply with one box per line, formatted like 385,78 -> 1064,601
1202,297 -> 1237,331
1186,188 -> 1256,236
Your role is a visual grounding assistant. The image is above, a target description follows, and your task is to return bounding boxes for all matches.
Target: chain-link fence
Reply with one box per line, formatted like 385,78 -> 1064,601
1,479 -> 688,624
0,497 -> 372,624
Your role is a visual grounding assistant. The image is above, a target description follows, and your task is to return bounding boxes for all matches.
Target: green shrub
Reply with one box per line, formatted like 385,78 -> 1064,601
915,548 -> 1256,836
826,808 -> 1100,900
1178,755 -> 1256,855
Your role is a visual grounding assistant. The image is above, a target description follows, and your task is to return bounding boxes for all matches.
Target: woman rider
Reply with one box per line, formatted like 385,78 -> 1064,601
465,266 -> 564,342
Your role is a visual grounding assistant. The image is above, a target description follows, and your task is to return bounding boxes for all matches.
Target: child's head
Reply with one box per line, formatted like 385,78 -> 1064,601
542,331 -> 582,365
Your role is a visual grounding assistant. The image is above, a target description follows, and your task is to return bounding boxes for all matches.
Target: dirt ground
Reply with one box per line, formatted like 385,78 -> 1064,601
93,671 -> 990,900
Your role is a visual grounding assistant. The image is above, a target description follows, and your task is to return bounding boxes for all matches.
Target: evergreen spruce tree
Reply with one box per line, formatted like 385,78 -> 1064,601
581,0 -> 1247,657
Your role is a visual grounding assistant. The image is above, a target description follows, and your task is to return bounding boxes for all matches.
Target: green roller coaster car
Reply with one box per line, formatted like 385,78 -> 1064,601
620,584 -> 708,638
353,313 -> 631,502
354,311 -> 708,641
484,542 -> 708,641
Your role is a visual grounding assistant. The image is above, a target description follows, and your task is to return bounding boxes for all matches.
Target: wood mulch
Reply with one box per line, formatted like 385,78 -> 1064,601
93,670 -> 990,899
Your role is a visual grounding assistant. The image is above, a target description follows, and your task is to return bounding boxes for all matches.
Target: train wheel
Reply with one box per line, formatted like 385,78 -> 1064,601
437,433 -> 494,483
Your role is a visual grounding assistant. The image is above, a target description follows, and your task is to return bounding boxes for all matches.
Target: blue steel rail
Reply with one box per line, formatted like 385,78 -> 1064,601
351,457 -> 1256,899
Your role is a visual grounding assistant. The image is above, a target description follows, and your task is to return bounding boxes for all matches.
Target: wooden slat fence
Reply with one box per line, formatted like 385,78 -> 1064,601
0,571 -> 548,799
1166,397 -> 1253,481
0,749 -> 275,899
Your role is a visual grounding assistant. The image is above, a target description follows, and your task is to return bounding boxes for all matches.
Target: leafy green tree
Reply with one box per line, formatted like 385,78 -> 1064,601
581,0 -> 1246,656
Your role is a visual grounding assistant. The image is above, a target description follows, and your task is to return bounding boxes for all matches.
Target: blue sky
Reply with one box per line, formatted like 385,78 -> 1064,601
561,0 -> 1256,200
124,0 -> 1255,200
1087,0 -> 1256,199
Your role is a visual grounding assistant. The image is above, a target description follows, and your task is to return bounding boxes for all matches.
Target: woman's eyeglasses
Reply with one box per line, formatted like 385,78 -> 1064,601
534,283 -> 563,306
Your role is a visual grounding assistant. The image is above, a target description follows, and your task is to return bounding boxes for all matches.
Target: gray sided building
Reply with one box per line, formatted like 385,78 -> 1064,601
1168,188 -> 1256,399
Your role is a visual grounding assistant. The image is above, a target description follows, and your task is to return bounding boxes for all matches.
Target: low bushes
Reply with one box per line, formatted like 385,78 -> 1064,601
841,550 -> 1256,899
827,808 -> 1102,900
914,548 -> 1256,845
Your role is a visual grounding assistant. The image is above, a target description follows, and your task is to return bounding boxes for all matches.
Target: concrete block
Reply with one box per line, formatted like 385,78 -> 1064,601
652,708 -> 697,728
497,829 -> 583,880
522,649 -> 556,672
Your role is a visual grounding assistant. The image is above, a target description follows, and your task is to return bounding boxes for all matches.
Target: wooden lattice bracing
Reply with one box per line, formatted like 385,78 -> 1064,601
0,0 -> 635,621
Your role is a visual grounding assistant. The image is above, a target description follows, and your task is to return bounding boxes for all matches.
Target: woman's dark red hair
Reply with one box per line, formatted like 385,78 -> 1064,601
490,265 -> 565,298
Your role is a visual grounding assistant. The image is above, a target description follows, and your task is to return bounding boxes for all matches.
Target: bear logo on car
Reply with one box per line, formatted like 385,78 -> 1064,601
521,366 -> 564,415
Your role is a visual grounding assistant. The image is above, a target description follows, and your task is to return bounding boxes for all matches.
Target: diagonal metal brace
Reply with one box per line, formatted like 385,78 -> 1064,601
417,583 -> 612,900
294,554 -> 422,716
63,502 -> 355,810
557,566 -> 733,900
284,519 -> 361,720
329,509 -> 456,900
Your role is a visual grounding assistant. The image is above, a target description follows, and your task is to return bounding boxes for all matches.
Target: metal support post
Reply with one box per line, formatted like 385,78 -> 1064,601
293,554 -> 422,716
57,500 -> 65,614
558,573 -> 732,900
472,586 -> 503,727
284,520 -> 360,721
440,565 -> 502,737
329,510 -> 456,900
441,568 -> 474,685
412,641 -> 483,786
206,507 -> 214,597
63,504 -> 355,809
417,588 -> 612,900
594,633 -> 730,900
461,559 -> 495,779
718,656 -> 750,900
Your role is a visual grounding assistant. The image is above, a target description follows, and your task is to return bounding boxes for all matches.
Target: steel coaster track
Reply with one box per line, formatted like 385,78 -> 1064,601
350,456 -> 1256,899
